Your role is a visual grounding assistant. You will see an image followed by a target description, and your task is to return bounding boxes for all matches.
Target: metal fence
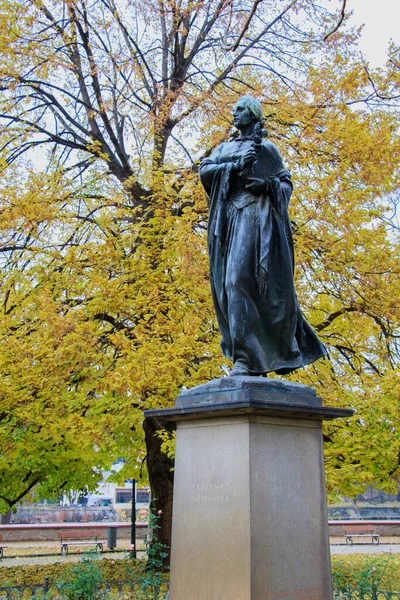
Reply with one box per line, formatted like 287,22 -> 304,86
0,583 -> 53,599
0,582 -> 399,599
0,581 -> 54,599
0,579 -> 136,599
334,591 -> 400,600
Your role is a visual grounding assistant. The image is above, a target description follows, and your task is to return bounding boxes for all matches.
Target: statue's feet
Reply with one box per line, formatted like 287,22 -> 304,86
229,362 -> 267,377
229,363 -> 250,377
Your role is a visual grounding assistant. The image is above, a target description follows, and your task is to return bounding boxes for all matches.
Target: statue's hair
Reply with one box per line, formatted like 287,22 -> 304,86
229,94 -> 268,142
237,95 -> 263,122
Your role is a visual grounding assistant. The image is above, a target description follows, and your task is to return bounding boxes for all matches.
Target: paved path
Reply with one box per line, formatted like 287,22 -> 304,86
0,540 -> 144,570
0,551 -> 131,570
331,543 -> 400,555
1,540 -> 400,569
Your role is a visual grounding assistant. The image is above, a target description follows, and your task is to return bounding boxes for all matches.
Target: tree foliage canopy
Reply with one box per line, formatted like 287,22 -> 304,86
0,0 -> 399,513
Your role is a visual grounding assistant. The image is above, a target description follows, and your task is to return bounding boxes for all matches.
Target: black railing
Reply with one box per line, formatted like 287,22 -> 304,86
0,582 -> 399,599
334,591 -> 400,599
0,582 -> 54,599
0,579 -> 136,599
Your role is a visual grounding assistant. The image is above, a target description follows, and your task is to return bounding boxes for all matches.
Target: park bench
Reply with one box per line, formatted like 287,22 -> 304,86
343,524 -> 380,545
59,531 -> 104,556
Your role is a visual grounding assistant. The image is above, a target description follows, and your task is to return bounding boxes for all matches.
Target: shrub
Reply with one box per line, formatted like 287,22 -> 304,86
0,558 -> 132,588
57,553 -> 104,600
331,554 -> 400,593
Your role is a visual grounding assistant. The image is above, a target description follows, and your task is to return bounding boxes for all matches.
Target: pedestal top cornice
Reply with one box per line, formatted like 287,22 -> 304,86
144,377 -> 354,423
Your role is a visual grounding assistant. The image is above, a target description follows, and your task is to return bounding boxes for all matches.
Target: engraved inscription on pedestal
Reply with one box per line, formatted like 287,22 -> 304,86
190,482 -> 231,505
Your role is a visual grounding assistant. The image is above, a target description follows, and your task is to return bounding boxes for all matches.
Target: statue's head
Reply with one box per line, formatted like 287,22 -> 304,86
233,95 -> 263,130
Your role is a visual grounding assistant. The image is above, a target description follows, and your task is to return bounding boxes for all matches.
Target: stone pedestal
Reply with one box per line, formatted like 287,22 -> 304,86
145,378 -> 353,600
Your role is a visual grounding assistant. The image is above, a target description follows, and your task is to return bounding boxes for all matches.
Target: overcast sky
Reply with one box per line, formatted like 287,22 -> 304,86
347,0 -> 400,67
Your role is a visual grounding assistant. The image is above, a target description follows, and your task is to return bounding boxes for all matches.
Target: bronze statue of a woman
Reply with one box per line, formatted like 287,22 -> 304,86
199,95 -> 327,377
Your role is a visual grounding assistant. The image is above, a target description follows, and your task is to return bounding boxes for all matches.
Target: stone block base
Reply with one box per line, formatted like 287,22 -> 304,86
145,378 -> 352,600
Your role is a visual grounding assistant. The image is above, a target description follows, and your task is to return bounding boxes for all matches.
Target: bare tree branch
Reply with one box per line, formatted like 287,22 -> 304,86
323,0 -> 347,41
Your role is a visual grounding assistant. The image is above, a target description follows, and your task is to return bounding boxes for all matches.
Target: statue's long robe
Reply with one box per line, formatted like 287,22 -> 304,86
200,136 -> 327,374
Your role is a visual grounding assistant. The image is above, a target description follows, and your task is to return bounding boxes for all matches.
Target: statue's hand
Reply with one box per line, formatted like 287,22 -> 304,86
238,148 -> 258,170
245,177 -> 269,195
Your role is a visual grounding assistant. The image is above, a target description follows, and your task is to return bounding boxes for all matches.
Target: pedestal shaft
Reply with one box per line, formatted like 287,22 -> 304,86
169,415 -> 332,600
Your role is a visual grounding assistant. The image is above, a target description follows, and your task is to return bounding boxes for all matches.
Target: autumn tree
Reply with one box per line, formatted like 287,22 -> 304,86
0,0 -> 399,557
269,65 -> 400,499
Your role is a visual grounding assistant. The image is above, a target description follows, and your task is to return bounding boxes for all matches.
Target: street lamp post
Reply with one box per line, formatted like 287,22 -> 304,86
131,479 -> 137,558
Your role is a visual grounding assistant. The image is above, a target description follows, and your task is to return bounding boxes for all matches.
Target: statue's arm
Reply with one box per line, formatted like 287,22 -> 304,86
199,149 -> 219,194
199,144 -> 235,194
280,179 -> 293,210
264,141 -> 293,209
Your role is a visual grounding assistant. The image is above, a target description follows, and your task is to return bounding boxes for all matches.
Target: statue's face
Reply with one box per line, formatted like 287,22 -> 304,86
233,100 -> 254,129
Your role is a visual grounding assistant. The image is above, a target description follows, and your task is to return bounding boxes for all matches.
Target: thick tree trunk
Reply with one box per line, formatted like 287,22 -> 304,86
143,416 -> 175,568
0,511 -> 12,524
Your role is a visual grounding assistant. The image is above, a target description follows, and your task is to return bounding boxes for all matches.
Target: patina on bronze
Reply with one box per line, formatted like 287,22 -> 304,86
199,95 -> 327,377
